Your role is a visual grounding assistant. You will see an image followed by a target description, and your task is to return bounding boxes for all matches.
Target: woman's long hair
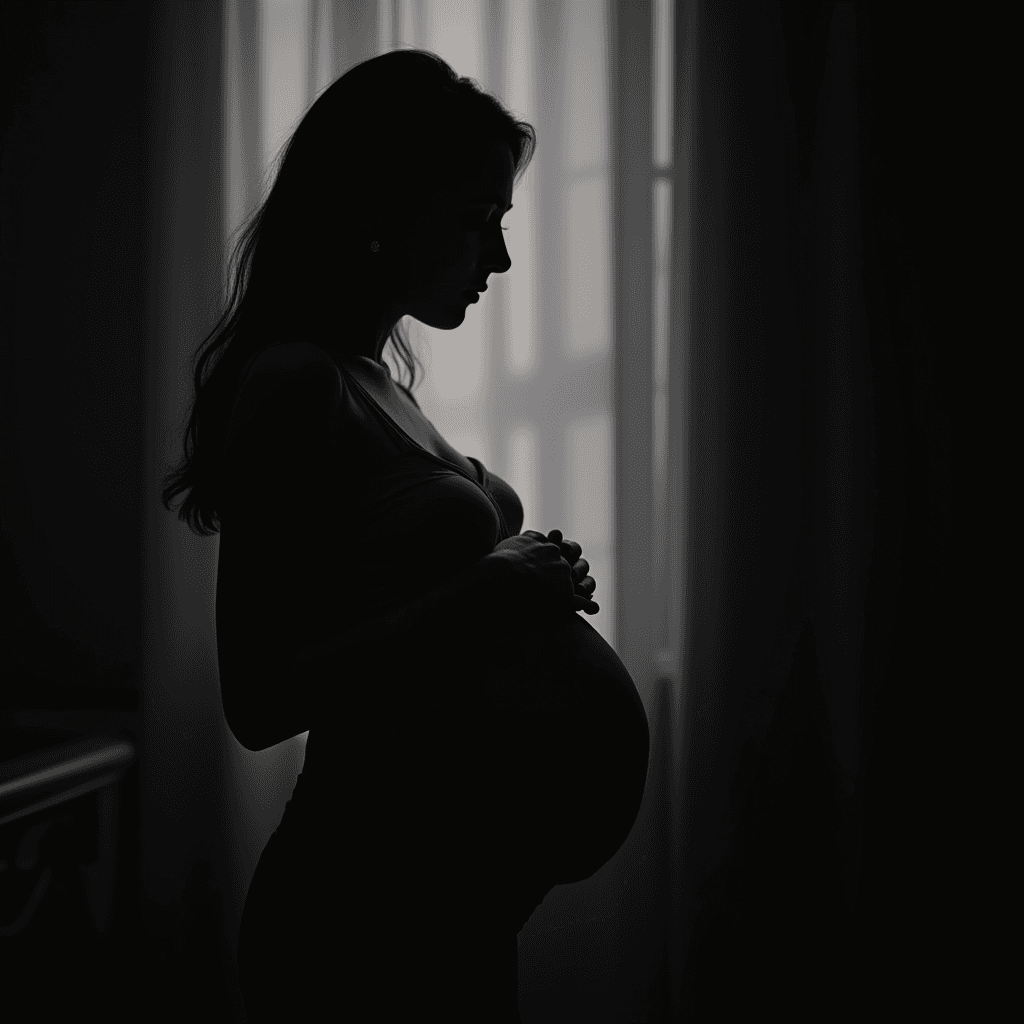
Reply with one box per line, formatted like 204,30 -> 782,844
161,48 -> 536,537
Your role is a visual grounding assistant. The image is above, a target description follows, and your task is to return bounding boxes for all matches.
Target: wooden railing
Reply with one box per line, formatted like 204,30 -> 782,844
0,732 -> 135,938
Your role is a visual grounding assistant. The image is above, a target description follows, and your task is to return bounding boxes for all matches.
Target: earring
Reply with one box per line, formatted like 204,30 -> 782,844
370,240 -> 380,252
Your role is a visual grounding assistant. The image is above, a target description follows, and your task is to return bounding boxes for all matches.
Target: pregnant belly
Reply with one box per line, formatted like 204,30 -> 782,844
384,606 -> 646,745
278,613 -> 651,967
474,610 -> 651,884
484,609 -> 644,733
317,609 -> 650,890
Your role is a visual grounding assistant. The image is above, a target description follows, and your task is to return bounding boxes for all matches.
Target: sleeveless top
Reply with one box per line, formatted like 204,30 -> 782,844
216,340 -> 648,887
216,341 -> 525,796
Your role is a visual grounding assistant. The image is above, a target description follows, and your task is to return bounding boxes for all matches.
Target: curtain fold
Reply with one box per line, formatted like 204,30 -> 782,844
808,0 -> 873,913
671,0 -> 885,1007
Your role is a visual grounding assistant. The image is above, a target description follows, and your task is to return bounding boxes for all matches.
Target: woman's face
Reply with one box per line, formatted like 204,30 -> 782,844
385,138 -> 515,350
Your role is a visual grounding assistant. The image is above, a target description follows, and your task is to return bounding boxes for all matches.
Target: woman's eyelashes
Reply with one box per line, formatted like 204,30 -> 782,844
469,215 -> 509,232
466,205 -> 512,232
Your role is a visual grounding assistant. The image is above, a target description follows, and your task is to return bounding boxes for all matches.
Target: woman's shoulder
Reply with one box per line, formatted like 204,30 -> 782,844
240,340 -> 342,387
227,341 -> 345,454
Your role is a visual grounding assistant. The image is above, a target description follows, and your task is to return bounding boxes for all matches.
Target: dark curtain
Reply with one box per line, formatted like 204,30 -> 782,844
669,2 -> 962,1017
1,2 -> 237,1020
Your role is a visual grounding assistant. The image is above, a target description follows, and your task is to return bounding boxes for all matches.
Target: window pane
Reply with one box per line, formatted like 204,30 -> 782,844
564,411 -> 612,552
262,0 -> 309,174
652,0 -> 675,170
564,0 -> 610,174
566,174 -> 612,361
504,423 -> 540,532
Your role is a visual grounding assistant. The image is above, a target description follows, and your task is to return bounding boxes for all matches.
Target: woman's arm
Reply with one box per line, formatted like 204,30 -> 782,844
219,341 -> 519,749
286,549 -> 511,727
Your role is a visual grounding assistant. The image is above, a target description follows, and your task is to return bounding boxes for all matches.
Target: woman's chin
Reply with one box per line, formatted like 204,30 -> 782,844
422,307 -> 470,330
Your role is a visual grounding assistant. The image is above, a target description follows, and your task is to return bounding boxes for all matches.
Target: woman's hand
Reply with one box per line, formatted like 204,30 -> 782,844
491,529 -> 600,615
524,529 -> 599,615
490,531 -> 577,614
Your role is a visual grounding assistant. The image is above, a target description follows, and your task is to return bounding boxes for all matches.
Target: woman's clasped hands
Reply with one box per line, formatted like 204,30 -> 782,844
491,528 -> 600,615
542,529 -> 599,615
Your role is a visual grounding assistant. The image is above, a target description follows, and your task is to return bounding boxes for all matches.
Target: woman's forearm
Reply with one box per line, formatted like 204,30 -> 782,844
287,550 -> 510,691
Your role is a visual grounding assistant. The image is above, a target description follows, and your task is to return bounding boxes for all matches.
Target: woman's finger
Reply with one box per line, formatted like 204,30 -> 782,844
562,541 -> 583,564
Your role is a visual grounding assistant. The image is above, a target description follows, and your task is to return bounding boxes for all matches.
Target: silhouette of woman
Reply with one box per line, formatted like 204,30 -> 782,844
161,49 -> 649,1023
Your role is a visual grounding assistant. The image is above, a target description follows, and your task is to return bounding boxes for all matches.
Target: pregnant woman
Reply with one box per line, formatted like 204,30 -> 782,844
161,49 -> 649,1023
